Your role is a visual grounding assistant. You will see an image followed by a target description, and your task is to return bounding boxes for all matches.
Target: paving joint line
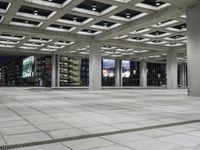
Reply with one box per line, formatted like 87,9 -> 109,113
1,119 -> 200,150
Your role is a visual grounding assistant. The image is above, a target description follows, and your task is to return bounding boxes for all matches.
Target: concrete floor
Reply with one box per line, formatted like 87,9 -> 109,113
0,88 -> 200,150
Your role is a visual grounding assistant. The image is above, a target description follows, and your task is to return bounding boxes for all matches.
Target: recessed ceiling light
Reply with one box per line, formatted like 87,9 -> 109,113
34,9 -> 38,15
155,0 -> 161,6
157,22 -> 161,26
92,3 -> 97,11
104,22 -> 108,28
73,16 -> 77,22
126,11 -> 131,18
181,25 -> 186,30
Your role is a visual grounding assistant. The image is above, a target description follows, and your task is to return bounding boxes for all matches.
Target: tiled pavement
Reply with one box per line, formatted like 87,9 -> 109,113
0,88 -> 200,149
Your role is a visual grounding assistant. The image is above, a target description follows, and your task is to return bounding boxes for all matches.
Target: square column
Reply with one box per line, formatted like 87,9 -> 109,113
115,59 -> 122,87
51,54 -> 56,88
140,61 -> 147,87
167,49 -> 177,89
89,42 -> 102,90
180,63 -> 187,87
56,55 -> 60,87
187,4 -> 200,96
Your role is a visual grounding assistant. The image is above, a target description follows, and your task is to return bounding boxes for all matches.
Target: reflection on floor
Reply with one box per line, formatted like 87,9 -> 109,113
0,88 -> 200,150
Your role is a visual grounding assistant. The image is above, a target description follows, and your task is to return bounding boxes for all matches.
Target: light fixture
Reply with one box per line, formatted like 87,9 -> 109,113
181,25 -> 186,29
92,3 -> 97,11
155,32 -> 159,37
126,11 -> 131,18
157,22 -> 161,26
180,25 -> 186,31
170,42 -> 175,45
73,16 -> 77,22
34,9 -> 38,15
155,0 -> 161,6
104,22 -> 108,28
175,35 -> 180,39
25,20 -> 29,23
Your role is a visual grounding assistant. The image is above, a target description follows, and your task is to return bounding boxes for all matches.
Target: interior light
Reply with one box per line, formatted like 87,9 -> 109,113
73,16 -> 77,22
157,22 -> 161,26
126,11 -> 131,18
104,22 -> 108,28
92,3 -> 97,11
155,0 -> 161,6
25,20 -> 29,23
34,9 -> 38,15
181,25 -> 186,29
155,32 -> 159,37
181,25 -> 186,31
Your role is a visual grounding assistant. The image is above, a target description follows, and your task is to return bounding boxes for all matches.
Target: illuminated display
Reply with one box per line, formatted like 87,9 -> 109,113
23,56 -> 34,78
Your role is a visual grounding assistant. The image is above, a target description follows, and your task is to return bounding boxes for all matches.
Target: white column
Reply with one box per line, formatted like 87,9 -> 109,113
140,61 -> 147,87
184,64 -> 188,87
89,42 -> 102,90
167,49 -> 177,89
57,55 -> 60,87
115,59 -> 122,87
51,54 -> 56,88
180,63 -> 186,87
187,4 -> 200,96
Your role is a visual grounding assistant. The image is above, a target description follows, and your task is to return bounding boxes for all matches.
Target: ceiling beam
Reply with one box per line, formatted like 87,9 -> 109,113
0,24 -> 93,42
39,0 -> 85,29
161,0 -> 199,7
1,0 -> 24,24
96,7 -> 185,40
56,41 -> 89,54
0,47 -> 51,56
103,39 -> 172,51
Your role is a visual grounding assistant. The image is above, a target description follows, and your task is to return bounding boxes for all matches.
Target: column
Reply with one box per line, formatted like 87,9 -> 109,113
89,42 -> 102,90
187,4 -> 200,96
180,63 -> 186,87
51,54 -> 56,88
167,49 -> 177,89
115,59 -> 122,87
140,61 -> 147,87
184,64 -> 188,87
56,55 -> 60,87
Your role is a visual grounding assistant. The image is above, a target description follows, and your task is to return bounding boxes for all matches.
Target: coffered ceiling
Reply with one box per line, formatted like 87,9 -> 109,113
0,0 -> 199,61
